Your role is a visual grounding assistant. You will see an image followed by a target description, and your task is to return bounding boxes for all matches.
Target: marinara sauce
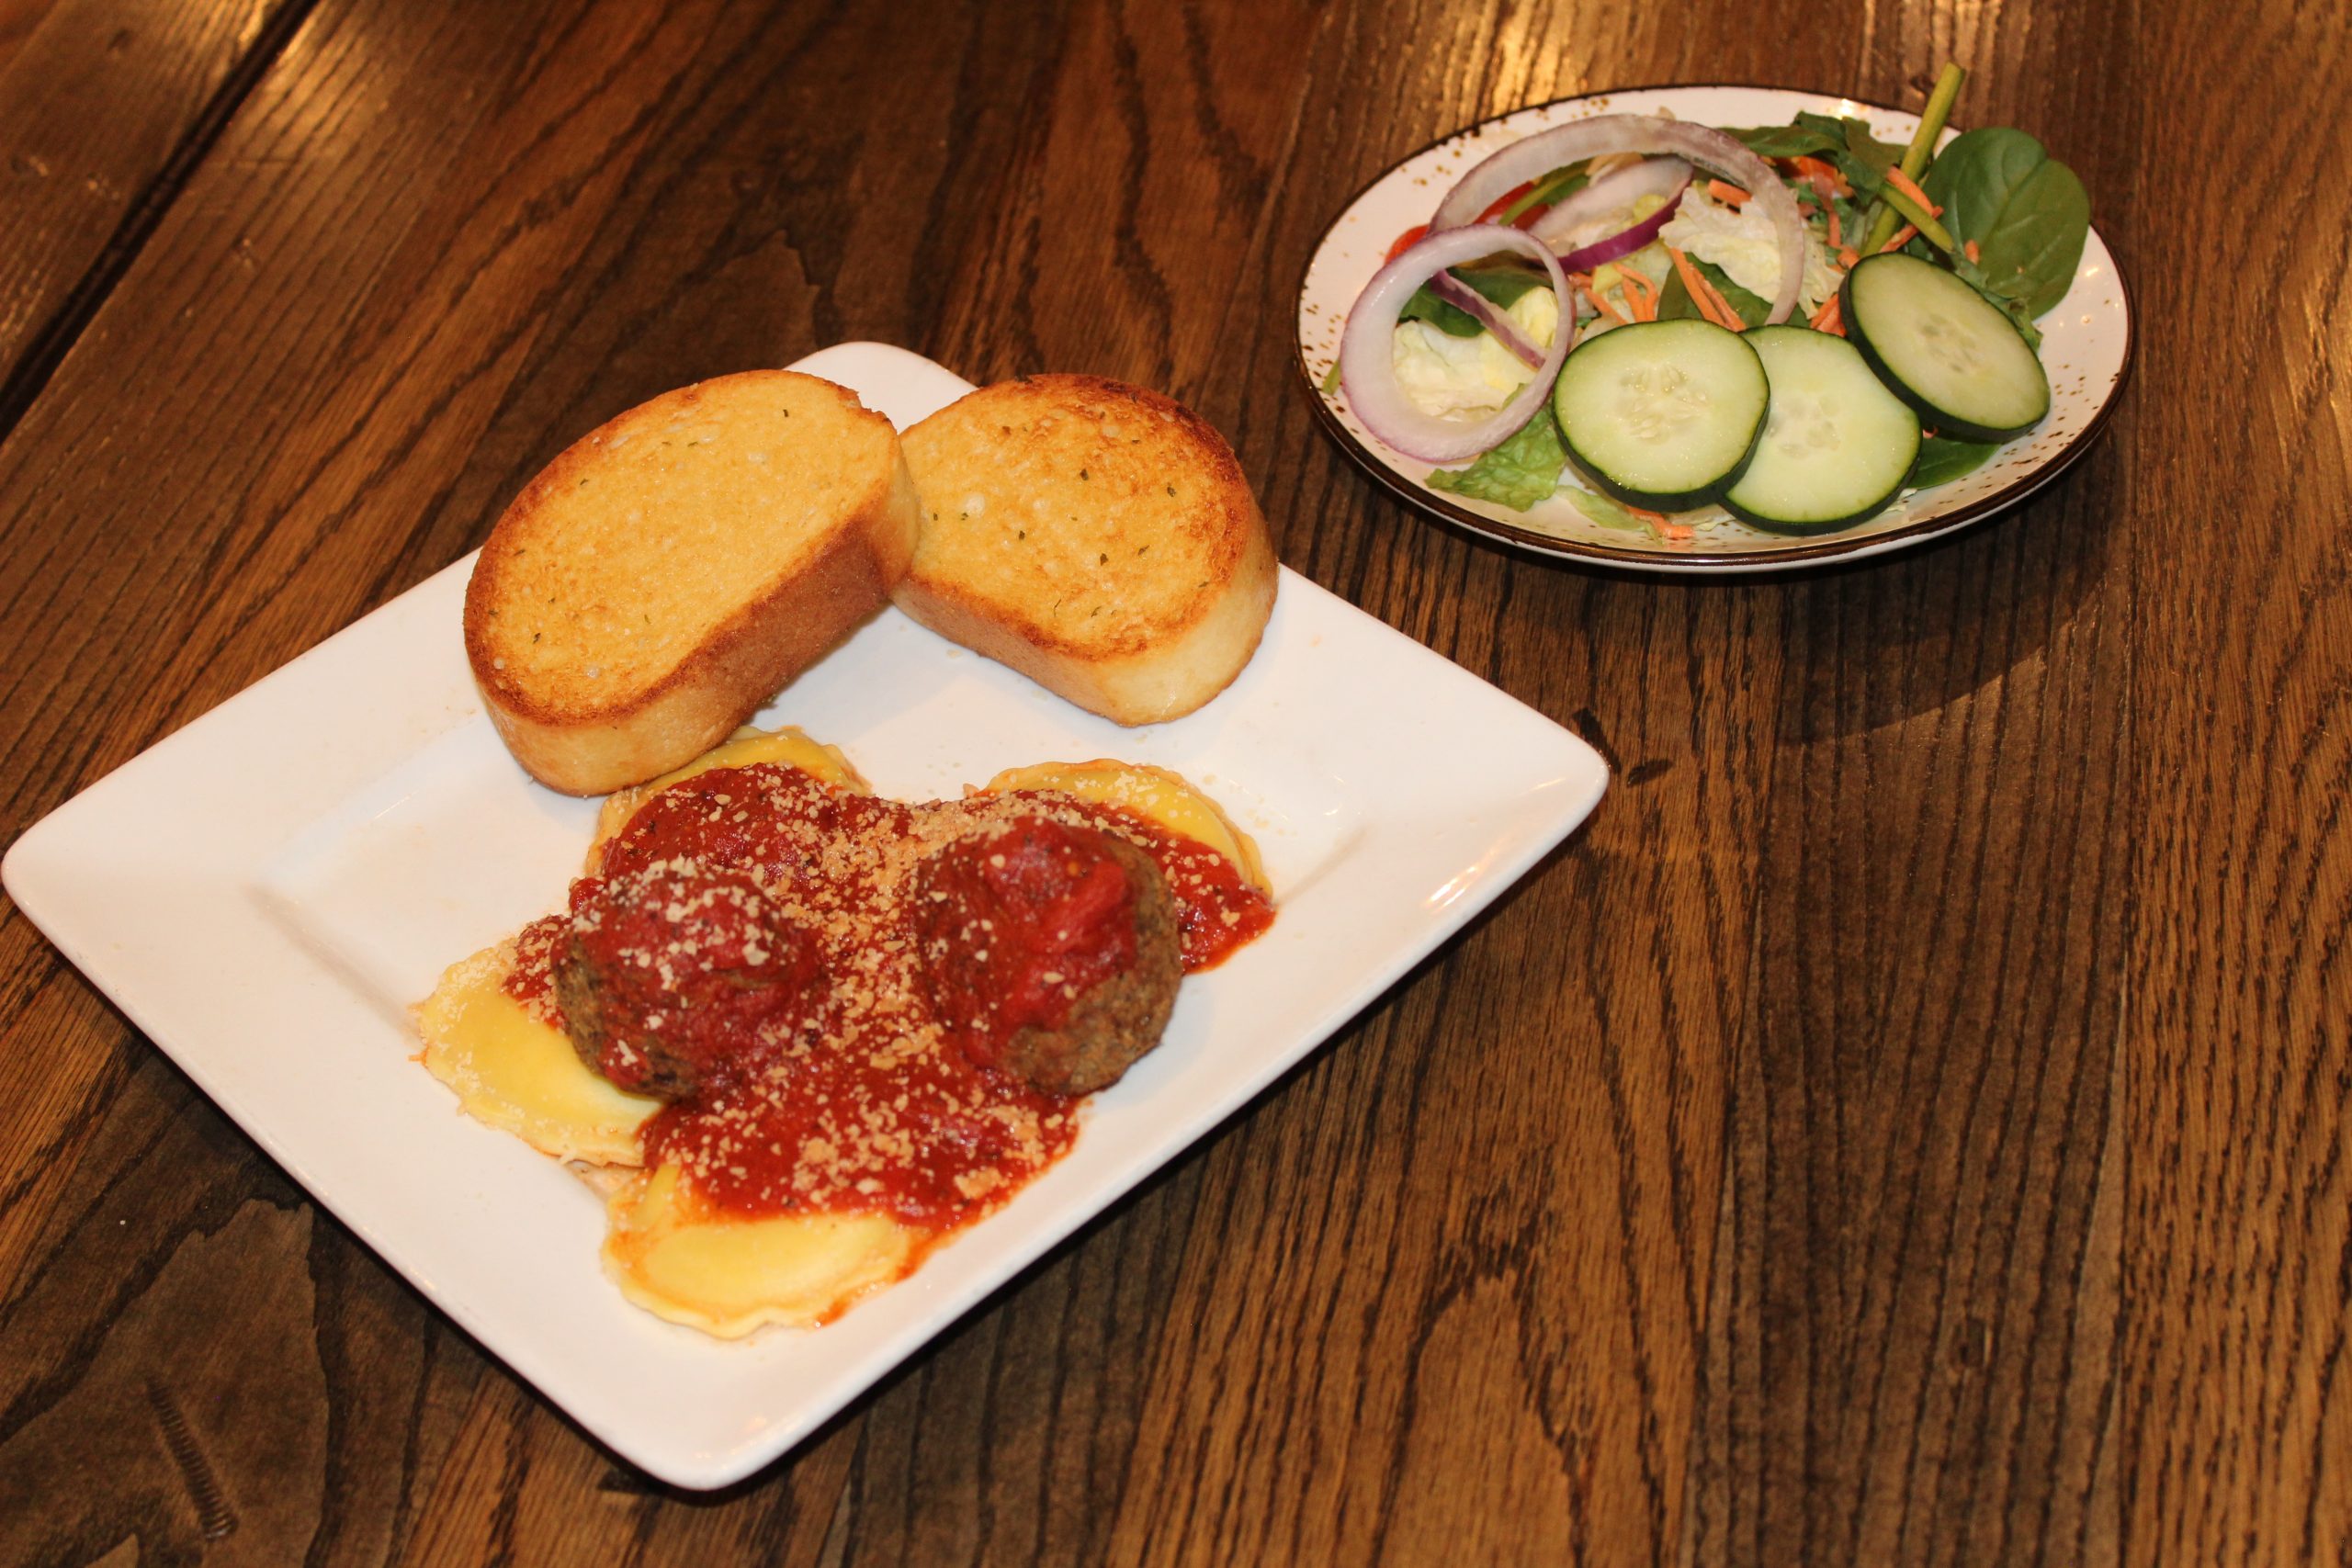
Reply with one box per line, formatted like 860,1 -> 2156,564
503,761 -> 1273,1231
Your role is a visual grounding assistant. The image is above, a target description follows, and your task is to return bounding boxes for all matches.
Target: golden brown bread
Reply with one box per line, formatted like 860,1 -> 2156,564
893,375 -> 1277,726
464,371 -> 920,795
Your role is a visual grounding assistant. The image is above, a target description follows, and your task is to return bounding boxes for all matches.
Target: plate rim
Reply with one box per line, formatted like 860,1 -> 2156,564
1293,81 -> 2137,574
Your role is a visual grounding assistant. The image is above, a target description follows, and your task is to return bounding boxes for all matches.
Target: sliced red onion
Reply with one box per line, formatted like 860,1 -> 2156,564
1554,191 -> 1682,272
1430,115 -> 1806,324
1428,271 -> 1545,368
1339,224 -> 1570,465
1529,156 -> 1690,256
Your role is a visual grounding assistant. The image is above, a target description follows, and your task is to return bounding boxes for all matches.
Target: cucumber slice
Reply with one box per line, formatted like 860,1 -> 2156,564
1841,253 -> 2051,442
1550,319 -> 1769,510
1725,326 -> 1921,532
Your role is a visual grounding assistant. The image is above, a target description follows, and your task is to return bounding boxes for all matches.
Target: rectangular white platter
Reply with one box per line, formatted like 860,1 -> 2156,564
3,343 -> 1609,1488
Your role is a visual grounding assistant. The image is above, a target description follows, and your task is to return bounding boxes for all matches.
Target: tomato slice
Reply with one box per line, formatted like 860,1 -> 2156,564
1384,223 -> 1430,264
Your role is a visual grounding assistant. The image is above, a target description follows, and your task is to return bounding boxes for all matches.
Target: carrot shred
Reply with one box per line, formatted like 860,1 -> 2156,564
1666,245 -> 1745,331
1826,209 -> 1843,249
1613,268 -> 1660,322
1582,283 -> 1627,325
1838,247 -> 1860,269
1792,154 -> 1850,198
1964,239 -> 1981,264
1706,179 -> 1750,207
1665,245 -> 1730,328
1882,165 -> 1941,216
1695,274 -> 1743,329
1630,505 -> 1696,541
1625,502 -> 1693,540
1880,223 -> 1918,254
1808,295 -> 1845,336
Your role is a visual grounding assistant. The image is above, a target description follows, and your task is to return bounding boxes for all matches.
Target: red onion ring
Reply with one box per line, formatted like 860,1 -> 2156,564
1529,156 -> 1690,258
1428,271 -> 1545,368
1339,225 -> 1571,464
1554,192 -> 1682,272
1430,114 -> 1806,324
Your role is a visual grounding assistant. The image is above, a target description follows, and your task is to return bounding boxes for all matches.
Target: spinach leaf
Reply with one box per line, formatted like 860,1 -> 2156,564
1655,265 -> 1701,322
1794,112 -> 1905,195
1427,405 -> 1567,512
1908,434 -> 2001,489
1399,265 -> 1550,337
1728,123 -> 1839,160
1923,128 -> 2089,319
1838,117 -> 1904,181
1973,160 -> 2089,317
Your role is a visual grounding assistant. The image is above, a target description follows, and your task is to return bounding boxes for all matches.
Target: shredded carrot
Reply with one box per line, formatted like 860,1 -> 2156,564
1826,209 -> 1842,249
1694,272 -> 1743,329
1791,154 -> 1850,199
1879,223 -> 1918,254
1964,239 -> 1981,265
1582,283 -> 1627,325
1626,504 -> 1695,541
1882,165 -> 1941,217
1613,268 -> 1660,322
1706,179 -> 1750,207
1808,295 -> 1845,335
1665,245 -> 1732,329
1838,247 -> 1860,269
1666,245 -> 1746,331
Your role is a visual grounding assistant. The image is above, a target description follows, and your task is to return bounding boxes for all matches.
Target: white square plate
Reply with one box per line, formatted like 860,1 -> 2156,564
4,343 -> 1608,1487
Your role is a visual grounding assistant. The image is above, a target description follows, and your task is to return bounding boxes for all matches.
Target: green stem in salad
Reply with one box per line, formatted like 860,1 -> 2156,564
1876,179 -> 1958,254
1863,62 -> 1966,252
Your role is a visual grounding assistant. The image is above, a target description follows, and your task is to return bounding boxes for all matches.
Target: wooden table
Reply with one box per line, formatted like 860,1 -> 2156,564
0,0 -> 2342,1561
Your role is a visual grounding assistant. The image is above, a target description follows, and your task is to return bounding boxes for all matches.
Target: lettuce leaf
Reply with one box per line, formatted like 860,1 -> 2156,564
1427,405 -> 1567,511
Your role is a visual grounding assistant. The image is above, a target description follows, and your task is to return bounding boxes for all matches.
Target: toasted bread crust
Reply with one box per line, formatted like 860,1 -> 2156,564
465,372 -> 920,795
894,375 -> 1277,726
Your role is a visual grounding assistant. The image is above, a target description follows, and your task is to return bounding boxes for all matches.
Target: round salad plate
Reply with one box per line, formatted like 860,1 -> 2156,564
1295,84 -> 2134,575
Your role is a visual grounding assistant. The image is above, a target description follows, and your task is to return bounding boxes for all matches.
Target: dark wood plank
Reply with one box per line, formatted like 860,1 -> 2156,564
0,0 -> 311,423
2119,0 -> 2352,1561
1675,5 -> 2149,1554
1690,497 -> 2133,1566
0,0 -> 62,73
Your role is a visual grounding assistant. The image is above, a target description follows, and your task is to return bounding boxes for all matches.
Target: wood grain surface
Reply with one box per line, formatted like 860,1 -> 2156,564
0,0 -> 2341,1562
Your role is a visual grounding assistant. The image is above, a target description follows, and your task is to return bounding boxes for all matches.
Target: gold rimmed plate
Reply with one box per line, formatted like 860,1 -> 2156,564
1295,85 -> 2133,574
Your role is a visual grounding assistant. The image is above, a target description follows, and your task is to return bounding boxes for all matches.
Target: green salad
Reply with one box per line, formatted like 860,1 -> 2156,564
1333,67 -> 2094,539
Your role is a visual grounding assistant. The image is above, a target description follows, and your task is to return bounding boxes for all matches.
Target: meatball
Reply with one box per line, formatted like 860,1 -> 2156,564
556,861 -> 824,1099
912,816 -> 1182,1095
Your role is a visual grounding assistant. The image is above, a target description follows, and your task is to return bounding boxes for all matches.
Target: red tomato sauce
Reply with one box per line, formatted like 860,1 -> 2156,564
503,761 -> 1273,1229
